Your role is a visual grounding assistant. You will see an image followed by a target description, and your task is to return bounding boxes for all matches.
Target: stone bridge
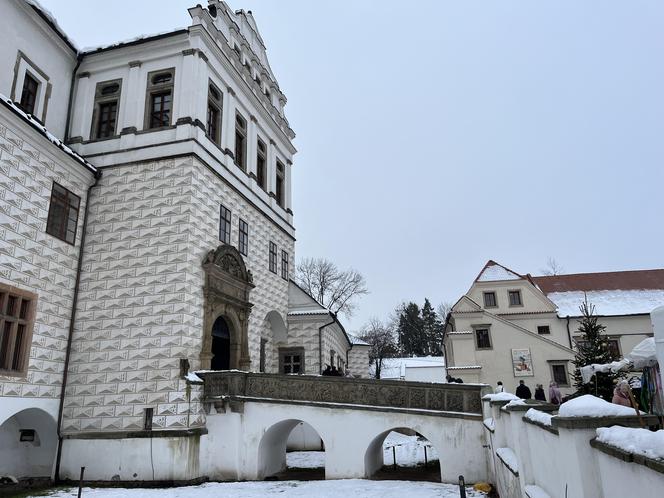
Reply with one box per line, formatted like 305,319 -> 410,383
197,371 -> 491,483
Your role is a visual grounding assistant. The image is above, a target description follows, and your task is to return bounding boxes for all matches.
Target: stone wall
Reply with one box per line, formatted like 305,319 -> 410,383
0,108 -> 95,424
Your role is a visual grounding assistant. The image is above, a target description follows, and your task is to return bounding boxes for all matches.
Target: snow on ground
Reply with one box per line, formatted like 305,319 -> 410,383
558,394 -> 638,417
383,431 -> 439,467
35,480 -> 486,498
524,408 -> 553,426
596,427 -> 664,460
546,289 -> 664,317
287,451 -> 326,469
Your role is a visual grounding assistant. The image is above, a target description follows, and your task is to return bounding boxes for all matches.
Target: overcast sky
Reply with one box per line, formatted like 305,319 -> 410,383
41,1 -> 664,331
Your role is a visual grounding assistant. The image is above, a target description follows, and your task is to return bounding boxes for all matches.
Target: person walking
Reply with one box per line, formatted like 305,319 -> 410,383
495,381 -> 505,393
534,383 -> 546,401
548,381 -> 562,405
515,380 -> 532,399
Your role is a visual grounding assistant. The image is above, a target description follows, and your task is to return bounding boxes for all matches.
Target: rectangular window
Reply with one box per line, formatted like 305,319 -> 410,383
46,182 -> 80,245
474,328 -> 492,350
145,69 -> 174,129
279,347 -> 304,374
275,160 -> 285,207
608,339 -> 621,360
537,325 -> 551,335
256,138 -> 267,190
483,292 -> 497,308
239,219 -> 249,256
508,290 -> 523,306
219,205 -> 231,244
92,79 -> 121,139
551,363 -> 569,387
0,284 -> 36,376
281,250 -> 289,280
143,407 -> 154,431
259,338 -> 267,373
19,72 -> 39,115
207,82 -> 223,145
269,242 -> 277,274
235,112 -> 247,170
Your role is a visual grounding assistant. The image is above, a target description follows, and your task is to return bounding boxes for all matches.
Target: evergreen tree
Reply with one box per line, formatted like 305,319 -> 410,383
396,302 -> 425,356
421,298 -> 443,355
572,297 -> 617,401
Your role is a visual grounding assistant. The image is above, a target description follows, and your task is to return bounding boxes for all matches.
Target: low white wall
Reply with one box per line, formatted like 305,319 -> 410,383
484,400 -> 664,498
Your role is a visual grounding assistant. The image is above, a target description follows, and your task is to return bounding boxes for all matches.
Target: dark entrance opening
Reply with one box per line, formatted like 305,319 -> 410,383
211,316 -> 231,370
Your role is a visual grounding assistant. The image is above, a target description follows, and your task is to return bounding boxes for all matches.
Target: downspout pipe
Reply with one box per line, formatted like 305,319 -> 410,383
318,316 -> 336,374
565,315 -> 573,349
54,169 -> 102,481
64,54 -> 83,143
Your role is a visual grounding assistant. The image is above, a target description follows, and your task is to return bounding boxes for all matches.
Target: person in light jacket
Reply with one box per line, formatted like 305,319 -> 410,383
612,380 -> 632,407
495,381 -> 505,393
548,381 -> 563,405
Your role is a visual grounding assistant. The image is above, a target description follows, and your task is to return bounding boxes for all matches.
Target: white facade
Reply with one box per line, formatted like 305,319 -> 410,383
378,357 -> 446,383
444,261 -> 662,396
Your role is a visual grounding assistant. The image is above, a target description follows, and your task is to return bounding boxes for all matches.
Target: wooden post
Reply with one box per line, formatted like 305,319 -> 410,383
77,466 -> 85,498
392,446 -> 397,470
459,475 -> 466,498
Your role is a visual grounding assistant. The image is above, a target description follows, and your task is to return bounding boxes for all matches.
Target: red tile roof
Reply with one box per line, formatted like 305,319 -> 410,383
532,269 -> 664,294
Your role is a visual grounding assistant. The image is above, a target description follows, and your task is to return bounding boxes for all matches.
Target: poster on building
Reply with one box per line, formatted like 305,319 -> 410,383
511,348 -> 534,377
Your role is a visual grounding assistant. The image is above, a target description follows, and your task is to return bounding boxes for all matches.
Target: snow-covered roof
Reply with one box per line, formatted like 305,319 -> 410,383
81,28 -> 188,54
547,289 -> 664,317
287,309 -> 331,316
0,93 -> 98,175
347,334 -> 370,346
25,0 -> 78,52
476,260 -> 523,282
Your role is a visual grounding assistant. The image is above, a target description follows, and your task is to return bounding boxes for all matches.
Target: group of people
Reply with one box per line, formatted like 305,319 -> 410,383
495,379 -> 563,404
321,365 -> 345,376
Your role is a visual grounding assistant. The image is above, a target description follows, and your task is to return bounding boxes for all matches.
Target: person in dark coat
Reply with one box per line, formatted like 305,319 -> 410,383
534,383 -> 546,401
515,380 -> 532,399
322,365 -> 332,376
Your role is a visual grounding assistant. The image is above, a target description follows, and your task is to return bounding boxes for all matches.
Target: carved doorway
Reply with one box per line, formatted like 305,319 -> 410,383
211,315 -> 231,370
200,245 -> 255,371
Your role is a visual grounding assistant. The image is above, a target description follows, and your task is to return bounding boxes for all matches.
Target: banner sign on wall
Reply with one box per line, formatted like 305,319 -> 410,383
511,348 -> 534,377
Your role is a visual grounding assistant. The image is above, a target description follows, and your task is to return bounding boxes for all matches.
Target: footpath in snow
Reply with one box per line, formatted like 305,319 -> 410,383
38,480 -> 486,498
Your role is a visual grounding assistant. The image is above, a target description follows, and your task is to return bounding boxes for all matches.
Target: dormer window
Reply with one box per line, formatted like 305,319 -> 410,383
145,69 -> 175,129
483,292 -> 497,308
92,79 -> 121,139
508,290 -> 523,307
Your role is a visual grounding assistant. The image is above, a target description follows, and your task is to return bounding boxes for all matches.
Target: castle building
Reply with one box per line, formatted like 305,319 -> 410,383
0,0 -> 367,484
444,260 -> 661,395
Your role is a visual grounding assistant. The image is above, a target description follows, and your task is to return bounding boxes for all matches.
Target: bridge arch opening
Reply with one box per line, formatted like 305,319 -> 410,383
364,427 -> 440,482
258,419 -> 326,480
0,408 -> 58,483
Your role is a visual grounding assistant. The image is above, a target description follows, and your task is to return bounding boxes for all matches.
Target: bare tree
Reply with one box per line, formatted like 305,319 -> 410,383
296,257 -> 368,318
436,302 -> 453,321
541,257 -> 564,276
358,318 -> 398,379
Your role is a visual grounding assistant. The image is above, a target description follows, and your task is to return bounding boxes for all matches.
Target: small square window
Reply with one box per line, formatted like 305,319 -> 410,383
46,182 -> 80,245
551,363 -> 569,387
508,290 -> 522,306
483,292 -> 497,308
537,325 -> 551,335
279,347 -> 304,374
474,328 -> 492,350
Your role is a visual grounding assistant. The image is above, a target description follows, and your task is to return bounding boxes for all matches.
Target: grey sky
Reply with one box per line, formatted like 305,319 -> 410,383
41,1 -> 664,331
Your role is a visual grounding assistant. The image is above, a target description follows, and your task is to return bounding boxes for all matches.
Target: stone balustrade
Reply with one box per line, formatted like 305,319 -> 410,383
196,371 -> 489,415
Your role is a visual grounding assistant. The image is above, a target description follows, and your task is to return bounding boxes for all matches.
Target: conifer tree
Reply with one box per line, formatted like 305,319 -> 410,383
421,298 -> 443,355
397,302 -> 424,356
572,297 -> 617,401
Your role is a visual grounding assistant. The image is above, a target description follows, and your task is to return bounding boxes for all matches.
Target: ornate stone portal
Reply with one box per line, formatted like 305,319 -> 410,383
200,245 -> 255,371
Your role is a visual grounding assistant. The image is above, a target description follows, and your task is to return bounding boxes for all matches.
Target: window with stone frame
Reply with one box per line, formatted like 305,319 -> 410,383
238,218 -> 249,256
92,79 -> 121,139
207,82 -> 223,145
19,72 -> 39,115
550,362 -> 569,387
281,250 -> 289,280
219,204 -> 231,244
0,284 -> 37,377
269,241 -> 277,274
537,325 -> 551,335
279,347 -> 304,374
46,182 -> 80,245
508,290 -> 523,306
235,112 -> 247,170
483,291 -> 497,308
474,327 -> 492,350
145,69 -> 175,129
275,160 -> 285,207
256,138 -> 267,190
